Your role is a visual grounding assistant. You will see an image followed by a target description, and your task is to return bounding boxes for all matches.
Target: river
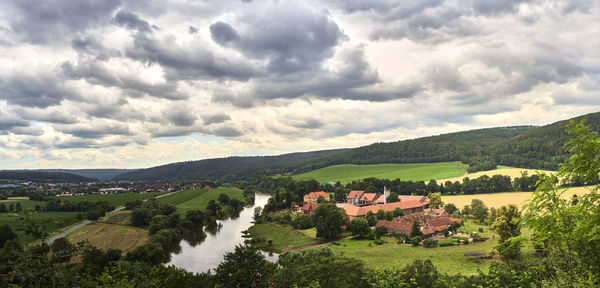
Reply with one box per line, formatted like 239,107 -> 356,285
167,194 -> 278,273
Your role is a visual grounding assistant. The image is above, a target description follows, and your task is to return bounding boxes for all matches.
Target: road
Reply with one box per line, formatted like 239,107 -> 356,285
44,190 -> 182,245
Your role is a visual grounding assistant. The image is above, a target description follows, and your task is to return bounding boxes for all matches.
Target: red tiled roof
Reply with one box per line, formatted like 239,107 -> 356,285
361,193 -> 378,202
343,200 -> 425,218
304,191 -> 330,201
375,194 -> 385,203
347,190 -> 364,199
450,217 -> 463,224
301,203 -> 319,213
398,195 -> 427,203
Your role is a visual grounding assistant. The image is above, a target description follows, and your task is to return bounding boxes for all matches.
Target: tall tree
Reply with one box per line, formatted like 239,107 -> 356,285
313,203 -> 348,239
410,219 -> 422,237
428,193 -> 444,209
470,199 -> 489,224
492,204 -> 521,242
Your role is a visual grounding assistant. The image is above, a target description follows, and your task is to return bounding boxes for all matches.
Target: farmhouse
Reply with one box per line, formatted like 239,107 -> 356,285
301,203 -> 320,215
346,190 -> 381,205
303,191 -> 330,203
376,209 -> 463,237
342,200 -> 425,220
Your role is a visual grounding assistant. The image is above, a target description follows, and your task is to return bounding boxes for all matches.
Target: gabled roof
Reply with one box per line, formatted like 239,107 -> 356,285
301,203 -> 319,213
347,190 -> 364,199
375,194 -> 386,203
304,191 -> 330,200
343,200 -> 425,217
361,193 -> 378,202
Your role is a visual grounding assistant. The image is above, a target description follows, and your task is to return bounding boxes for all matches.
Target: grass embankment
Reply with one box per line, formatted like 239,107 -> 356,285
55,192 -> 167,208
292,162 -> 468,184
248,223 -> 319,253
442,185 -> 592,208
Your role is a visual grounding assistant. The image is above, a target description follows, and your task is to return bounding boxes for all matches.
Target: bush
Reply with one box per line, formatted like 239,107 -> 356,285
423,239 -> 438,248
439,239 -> 457,247
410,236 -> 422,246
463,239 -> 469,245
374,239 -> 384,245
291,214 -> 314,229
471,233 -> 488,242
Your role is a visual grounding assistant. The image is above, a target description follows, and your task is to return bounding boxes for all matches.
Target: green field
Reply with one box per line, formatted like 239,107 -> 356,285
158,187 -> 245,213
292,162 -> 468,184
0,198 -> 46,210
174,188 -> 245,213
0,211 -> 81,242
55,192 -> 166,208
248,223 -> 318,253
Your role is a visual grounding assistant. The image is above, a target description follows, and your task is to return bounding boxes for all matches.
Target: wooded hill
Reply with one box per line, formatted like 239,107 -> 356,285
114,111 -> 600,182
0,171 -> 93,183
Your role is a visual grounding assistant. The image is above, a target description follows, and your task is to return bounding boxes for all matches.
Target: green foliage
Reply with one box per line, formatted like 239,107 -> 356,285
495,235 -> 526,261
443,203 -> 458,214
386,192 -> 399,203
449,221 -> 461,232
439,239 -> 457,247
524,119 -> 600,285
334,187 -> 347,202
428,192 -> 444,208
376,209 -> 385,220
274,247 -> 371,288
410,236 -> 422,246
0,171 -> 91,183
366,210 -> 377,226
410,219 -> 422,237
50,237 -> 78,264
491,204 -> 521,242
375,225 -> 387,239
214,245 -> 277,288
470,199 -> 489,224
350,218 -> 370,239
393,207 -> 404,217
217,193 -> 230,205
313,203 -> 348,239
0,224 -> 17,248
423,239 -> 438,247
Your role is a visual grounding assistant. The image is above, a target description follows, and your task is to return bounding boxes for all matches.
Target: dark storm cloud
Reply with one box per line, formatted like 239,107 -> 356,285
114,10 -> 152,32
202,113 -> 231,125
61,61 -> 187,100
0,116 -> 29,131
4,0 -> 121,43
61,123 -> 132,139
0,74 -> 77,108
209,5 -> 344,74
163,108 -> 197,127
72,36 -> 121,61
126,32 -> 259,81
211,125 -> 244,137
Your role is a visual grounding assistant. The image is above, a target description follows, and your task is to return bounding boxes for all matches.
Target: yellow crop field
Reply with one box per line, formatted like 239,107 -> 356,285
68,223 -> 148,253
438,167 -> 555,183
442,186 -> 593,209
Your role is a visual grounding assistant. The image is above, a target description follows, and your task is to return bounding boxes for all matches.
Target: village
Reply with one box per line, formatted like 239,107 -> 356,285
297,188 -> 468,240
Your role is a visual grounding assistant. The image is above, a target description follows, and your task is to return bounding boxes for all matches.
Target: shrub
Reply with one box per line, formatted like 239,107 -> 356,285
463,239 -> 469,245
472,233 -> 488,242
291,214 -> 314,229
374,239 -> 384,245
410,236 -> 422,246
423,239 -> 438,248
439,239 -> 457,247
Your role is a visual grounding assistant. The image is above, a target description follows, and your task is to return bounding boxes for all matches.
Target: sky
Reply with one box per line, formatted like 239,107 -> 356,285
1,0 -> 600,169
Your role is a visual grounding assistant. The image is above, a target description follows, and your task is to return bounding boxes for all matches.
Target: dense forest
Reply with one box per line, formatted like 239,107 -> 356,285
33,169 -> 136,181
0,171 -> 92,183
114,112 -> 600,182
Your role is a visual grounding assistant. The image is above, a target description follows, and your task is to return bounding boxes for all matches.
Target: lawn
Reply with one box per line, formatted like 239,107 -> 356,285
174,187 -> 245,213
55,192 -> 166,208
292,162 -> 468,184
0,211 -> 81,242
442,186 -> 592,209
68,222 -> 148,254
248,223 -> 318,253
0,198 -> 46,210
322,235 -> 501,275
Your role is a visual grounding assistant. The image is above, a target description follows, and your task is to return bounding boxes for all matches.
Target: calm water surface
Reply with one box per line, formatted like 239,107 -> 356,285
168,194 -> 278,273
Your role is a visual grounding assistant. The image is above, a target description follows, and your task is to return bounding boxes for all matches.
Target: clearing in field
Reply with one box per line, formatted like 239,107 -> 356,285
292,162 -> 468,184
68,222 -> 148,253
441,186 -> 593,209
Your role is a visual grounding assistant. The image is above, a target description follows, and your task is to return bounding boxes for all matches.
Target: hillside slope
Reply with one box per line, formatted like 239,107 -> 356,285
114,111 -> 600,182
0,171 -> 92,183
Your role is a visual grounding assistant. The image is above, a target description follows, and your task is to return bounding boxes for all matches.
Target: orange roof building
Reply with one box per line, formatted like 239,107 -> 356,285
304,191 -> 330,203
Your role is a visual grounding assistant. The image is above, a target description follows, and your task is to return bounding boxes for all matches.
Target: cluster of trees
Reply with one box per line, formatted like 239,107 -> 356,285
0,171 -> 92,183
44,199 -> 113,221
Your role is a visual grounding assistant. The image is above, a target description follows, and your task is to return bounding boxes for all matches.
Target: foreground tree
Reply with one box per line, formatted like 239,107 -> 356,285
214,245 -> 277,288
350,218 -> 370,239
313,203 -> 348,239
524,120 -> 600,286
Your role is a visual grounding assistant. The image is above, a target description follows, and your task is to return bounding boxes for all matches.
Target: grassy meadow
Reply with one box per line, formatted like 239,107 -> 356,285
292,162 -> 468,184
0,211 -> 81,242
68,222 -> 148,254
248,223 -> 318,253
158,187 -> 245,213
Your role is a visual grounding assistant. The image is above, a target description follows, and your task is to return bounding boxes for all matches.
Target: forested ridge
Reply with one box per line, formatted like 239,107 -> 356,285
115,112 -> 600,182
0,171 -> 92,183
